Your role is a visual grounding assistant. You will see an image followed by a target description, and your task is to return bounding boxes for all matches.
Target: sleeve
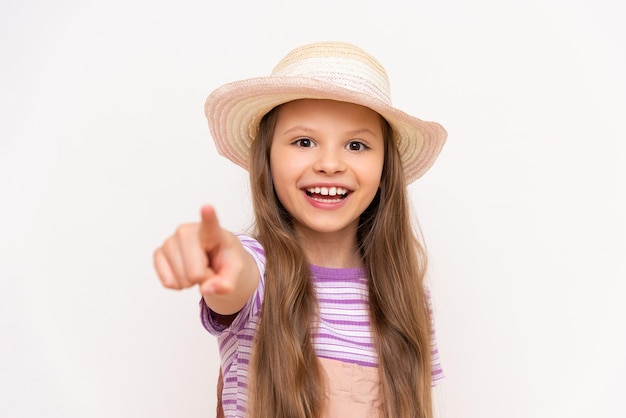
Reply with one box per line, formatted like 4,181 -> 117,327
199,234 -> 267,336
428,289 -> 445,386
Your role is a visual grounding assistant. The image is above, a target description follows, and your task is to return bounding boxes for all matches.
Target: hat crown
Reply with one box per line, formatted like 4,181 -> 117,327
270,42 -> 392,105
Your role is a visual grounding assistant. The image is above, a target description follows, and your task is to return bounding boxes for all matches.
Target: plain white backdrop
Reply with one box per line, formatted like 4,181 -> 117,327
1,0 -> 625,417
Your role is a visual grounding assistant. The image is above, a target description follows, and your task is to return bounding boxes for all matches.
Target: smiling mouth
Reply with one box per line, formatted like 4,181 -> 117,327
305,186 -> 350,202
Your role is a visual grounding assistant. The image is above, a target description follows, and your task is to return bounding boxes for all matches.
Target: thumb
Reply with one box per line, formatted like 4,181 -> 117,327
199,205 -> 222,254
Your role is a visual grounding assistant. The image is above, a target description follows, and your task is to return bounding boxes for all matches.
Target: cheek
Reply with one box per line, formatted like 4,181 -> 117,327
270,147 -> 305,184
269,149 -> 285,189
364,154 -> 385,187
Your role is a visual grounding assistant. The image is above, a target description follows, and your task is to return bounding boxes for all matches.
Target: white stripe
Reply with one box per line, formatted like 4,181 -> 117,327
273,57 -> 392,104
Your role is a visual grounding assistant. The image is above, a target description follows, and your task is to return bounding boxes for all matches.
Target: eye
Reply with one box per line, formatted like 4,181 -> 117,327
346,141 -> 368,151
293,137 -> 315,148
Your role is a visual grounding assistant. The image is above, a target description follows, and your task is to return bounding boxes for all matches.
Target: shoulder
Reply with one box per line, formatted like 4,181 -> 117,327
236,233 -> 266,267
236,233 -> 263,250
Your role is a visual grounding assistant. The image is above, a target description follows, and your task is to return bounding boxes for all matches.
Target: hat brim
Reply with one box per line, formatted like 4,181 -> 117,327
205,76 -> 447,183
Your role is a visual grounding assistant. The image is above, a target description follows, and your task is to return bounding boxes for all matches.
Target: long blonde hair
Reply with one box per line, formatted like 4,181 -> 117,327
246,103 -> 433,418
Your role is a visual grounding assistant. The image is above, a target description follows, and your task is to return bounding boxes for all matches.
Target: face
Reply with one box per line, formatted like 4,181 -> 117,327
269,99 -> 385,240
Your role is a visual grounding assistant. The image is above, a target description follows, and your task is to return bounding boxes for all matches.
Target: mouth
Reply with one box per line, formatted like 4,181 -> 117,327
304,186 -> 350,203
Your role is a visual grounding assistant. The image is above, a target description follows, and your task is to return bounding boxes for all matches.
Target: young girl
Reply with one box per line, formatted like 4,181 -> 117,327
154,41 -> 447,418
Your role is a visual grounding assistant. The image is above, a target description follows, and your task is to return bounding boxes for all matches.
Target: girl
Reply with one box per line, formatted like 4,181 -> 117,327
154,41 -> 447,418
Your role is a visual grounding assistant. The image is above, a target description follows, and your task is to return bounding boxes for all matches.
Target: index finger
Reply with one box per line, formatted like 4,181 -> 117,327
199,205 -> 222,253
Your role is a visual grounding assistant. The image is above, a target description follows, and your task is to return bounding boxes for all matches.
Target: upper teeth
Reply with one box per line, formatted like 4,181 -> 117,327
307,186 -> 348,196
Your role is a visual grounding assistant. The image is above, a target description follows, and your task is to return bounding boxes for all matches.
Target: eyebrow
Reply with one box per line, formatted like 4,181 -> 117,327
281,126 -> 314,136
281,126 -> 379,137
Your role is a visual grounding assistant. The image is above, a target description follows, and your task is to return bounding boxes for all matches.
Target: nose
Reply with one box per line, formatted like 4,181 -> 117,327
313,147 -> 346,175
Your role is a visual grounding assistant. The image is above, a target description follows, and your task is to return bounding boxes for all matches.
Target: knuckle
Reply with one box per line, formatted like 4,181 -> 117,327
187,271 -> 204,285
162,274 -> 183,290
159,236 -> 175,255
175,223 -> 197,241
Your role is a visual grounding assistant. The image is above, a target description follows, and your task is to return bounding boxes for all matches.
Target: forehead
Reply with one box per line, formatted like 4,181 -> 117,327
275,99 -> 384,129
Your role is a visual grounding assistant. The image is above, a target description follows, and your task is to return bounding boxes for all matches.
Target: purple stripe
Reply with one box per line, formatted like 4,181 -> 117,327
317,298 -> 367,305
250,246 -> 265,257
238,333 -> 254,342
218,336 -> 231,352
313,276 -> 367,283
322,318 -> 370,327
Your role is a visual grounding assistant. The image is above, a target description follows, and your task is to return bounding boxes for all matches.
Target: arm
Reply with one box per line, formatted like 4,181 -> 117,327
153,205 -> 260,315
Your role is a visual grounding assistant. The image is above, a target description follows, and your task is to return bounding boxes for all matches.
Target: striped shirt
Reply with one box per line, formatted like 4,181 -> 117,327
200,234 -> 444,417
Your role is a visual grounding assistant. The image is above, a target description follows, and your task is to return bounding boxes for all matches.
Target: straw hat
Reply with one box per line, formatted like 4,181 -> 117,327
204,41 -> 447,183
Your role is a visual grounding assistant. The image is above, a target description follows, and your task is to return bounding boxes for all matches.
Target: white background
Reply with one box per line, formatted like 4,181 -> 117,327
1,1 -> 625,417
